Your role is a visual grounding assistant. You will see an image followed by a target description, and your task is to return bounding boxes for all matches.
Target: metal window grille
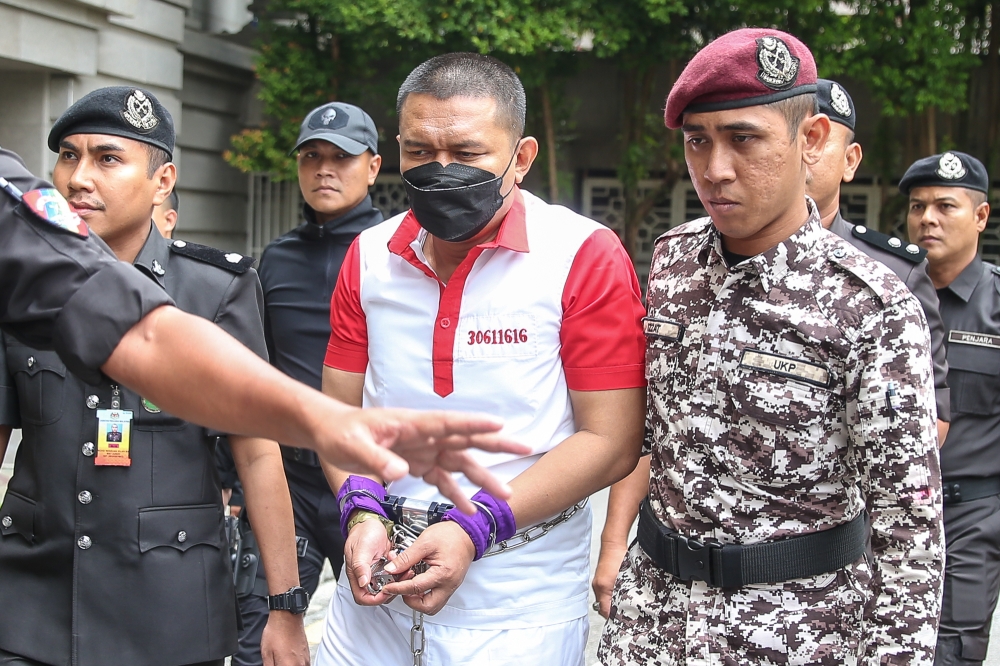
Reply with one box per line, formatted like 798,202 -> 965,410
245,173 -> 408,259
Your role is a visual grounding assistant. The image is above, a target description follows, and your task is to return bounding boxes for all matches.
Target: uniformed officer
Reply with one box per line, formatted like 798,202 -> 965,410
0,149 -> 529,514
0,86 -> 308,666
599,29 -> 943,664
902,151 -> 1000,666
591,78 -> 954,617
228,101 -> 384,666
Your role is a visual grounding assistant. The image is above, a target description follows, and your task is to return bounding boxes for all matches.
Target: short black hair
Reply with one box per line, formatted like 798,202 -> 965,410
162,189 -> 179,212
397,53 -> 526,141
766,93 -> 819,140
144,144 -> 171,179
967,188 -> 988,208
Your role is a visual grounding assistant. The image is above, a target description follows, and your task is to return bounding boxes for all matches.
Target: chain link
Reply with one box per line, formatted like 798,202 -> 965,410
483,499 -> 588,558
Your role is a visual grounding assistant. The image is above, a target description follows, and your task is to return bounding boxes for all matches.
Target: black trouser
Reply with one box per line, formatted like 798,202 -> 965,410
231,460 -> 345,666
935,493 -> 1000,665
0,646 -> 222,666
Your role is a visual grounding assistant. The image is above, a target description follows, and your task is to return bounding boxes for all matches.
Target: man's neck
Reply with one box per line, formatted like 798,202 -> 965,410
420,198 -> 511,284
816,192 -> 840,230
927,248 -> 979,290
721,196 -> 811,257
107,222 -> 153,265
311,197 -> 366,226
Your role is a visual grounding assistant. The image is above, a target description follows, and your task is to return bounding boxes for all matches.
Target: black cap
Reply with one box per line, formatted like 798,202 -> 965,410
292,102 -> 378,155
816,79 -> 856,131
899,151 -> 989,195
48,86 -> 175,159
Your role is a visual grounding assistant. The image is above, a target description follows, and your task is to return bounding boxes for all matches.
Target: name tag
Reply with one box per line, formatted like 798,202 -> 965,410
948,330 -> 1000,350
740,349 -> 830,388
95,409 -> 133,467
643,317 -> 684,342
455,313 -> 538,361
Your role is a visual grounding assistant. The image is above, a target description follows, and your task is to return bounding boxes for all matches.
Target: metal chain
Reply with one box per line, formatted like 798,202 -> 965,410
390,522 -> 427,666
482,498 -> 588,558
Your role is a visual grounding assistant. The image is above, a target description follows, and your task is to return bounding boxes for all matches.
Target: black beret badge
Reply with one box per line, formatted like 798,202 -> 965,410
936,152 -> 967,180
756,37 -> 800,91
829,83 -> 852,118
122,89 -> 159,133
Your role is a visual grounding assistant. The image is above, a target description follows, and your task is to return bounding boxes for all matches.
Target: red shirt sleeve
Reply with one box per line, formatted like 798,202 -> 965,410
325,238 -> 369,372
560,228 -> 647,391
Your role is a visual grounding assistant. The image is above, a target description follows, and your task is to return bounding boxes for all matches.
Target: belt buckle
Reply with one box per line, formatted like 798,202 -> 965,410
674,533 -> 714,583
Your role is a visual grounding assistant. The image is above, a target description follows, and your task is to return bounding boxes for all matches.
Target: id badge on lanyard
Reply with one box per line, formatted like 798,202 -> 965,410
95,384 -> 132,466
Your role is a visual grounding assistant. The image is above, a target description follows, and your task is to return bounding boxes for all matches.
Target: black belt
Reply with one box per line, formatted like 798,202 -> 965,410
942,476 -> 1000,505
637,498 -> 867,588
280,445 -> 320,467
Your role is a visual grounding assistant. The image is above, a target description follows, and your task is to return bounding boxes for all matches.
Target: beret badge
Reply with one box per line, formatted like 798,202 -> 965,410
122,89 -> 159,133
936,152 -> 967,180
830,84 -> 852,118
755,37 -> 800,91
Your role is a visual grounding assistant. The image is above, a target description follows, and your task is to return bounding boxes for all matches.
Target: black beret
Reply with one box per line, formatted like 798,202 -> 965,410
816,79 -> 856,131
899,151 -> 989,195
48,86 -> 175,159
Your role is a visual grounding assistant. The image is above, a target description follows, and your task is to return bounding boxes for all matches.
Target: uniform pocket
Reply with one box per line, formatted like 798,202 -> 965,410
947,343 -> 1000,416
725,372 -> 840,487
138,504 -> 225,553
7,348 -> 66,425
0,491 -> 36,543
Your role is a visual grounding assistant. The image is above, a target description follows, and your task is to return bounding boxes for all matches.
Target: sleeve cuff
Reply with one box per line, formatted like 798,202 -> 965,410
325,341 -> 369,374
564,364 -> 646,392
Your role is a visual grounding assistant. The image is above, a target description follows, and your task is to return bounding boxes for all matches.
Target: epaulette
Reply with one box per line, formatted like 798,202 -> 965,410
169,239 -> 255,274
850,224 -> 926,263
661,217 -> 713,239
992,265 -> 1000,277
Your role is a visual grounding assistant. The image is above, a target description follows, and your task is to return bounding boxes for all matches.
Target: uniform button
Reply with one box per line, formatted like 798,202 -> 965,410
78,490 -> 93,505
77,535 -> 92,550
225,253 -> 243,264
82,442 -> 95,457
888,237 -> 902,248
26,356 -> 35,368
854,225 -> 867,234
440,318 -> 451,329
177,531 -> 188,543
173,240 -> 187,248
1,516 -> 11,529
832,248 -> 846,259
906,243 -> 920,254
86,395 -> 100,409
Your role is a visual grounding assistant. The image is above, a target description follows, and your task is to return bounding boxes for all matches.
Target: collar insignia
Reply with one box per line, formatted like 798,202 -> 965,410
151,259 -> 165,276
122,90 -> 159,132
936,152 -> 967,180
755,37 -> 800,91
830,83 -> 851,117
22,189 -> 88,237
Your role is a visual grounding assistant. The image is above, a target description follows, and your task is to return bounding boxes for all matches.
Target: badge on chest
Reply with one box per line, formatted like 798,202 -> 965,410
95,409 -> 133,467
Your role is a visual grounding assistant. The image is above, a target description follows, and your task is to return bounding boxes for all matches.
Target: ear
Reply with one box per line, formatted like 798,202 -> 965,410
513,136 -> 539,184
975,199 -> 991,233
842,143 -> 863,183
801,113 -> 832,167
151,163 -> 178,207
163,209 -> 178,235
367,153 -> 382,187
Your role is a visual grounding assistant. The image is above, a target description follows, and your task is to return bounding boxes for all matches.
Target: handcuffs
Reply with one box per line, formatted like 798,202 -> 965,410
366,495 -> 454,595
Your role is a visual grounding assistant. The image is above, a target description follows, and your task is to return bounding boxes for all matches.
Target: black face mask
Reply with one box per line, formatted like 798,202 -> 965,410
401,151 -> 517,242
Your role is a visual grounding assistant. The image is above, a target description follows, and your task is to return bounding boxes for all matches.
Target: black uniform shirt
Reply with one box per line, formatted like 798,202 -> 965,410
937,256 -> 1000,479
0,224 -> 266,666
0,149 -> 173,383
258,196 -> 383,391
831,213 -> 951,420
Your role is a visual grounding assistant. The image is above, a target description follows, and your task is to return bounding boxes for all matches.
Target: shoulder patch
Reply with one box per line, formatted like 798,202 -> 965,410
850,225 -> 926,263
169,240 -> 255,274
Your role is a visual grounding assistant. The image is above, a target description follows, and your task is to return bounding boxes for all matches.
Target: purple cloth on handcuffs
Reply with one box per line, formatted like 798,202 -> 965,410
442,490 -> 517,560
338,475 -> 388,539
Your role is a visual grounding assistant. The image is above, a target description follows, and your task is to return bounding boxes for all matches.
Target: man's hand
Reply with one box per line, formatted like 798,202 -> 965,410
592,541 -> 628,618
344,519 -> 396,606
381,521 -> 476,615
260,610 -> 309,666
320,407 -> 530,514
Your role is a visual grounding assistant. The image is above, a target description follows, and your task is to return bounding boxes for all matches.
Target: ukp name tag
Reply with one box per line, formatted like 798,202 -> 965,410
643,317 -> 684,342
740,349 -> 830,388
96,409 -> 133,467
949,330 -> 1000,349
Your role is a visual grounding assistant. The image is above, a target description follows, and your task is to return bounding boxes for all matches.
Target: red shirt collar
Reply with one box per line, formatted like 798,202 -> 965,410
388,187 -> 529,257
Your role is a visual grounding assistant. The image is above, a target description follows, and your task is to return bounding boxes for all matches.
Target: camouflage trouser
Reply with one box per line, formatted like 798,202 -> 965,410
598,542 -> 872,666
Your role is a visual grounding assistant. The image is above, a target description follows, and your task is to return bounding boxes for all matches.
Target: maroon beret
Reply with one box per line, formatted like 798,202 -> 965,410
664,28 -> 817,129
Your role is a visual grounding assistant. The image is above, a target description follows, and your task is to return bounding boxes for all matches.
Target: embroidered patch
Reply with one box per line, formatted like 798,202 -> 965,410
21,188 -> 88,236
830,83 -> 851,117
936,152 -> 967,180
755,36 -> 800,91
643,317 -> 684,343
455,314 -> 537,361
740,349 -> 830,388
122,90 -> 158,132
948,330 -> 1000,350
308,105 -> 348,131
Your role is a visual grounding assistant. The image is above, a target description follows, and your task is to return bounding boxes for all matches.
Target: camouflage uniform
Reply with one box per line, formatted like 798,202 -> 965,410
600,204 -> 944,665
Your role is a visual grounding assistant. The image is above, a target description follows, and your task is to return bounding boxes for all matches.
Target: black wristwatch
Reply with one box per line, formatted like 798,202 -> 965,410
267,586 -> 310,614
